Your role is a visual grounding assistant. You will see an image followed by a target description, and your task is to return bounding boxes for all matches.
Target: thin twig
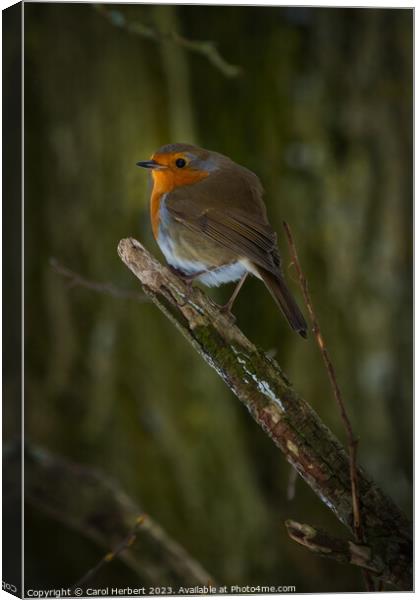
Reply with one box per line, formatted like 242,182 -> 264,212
50,257 -> 149,302
282,223 -> 362,538
25,443 -> 215,585
72,515 -> 146,592
282,222 -> 374,590
93,4 -> 242,79
283,225 -> 378,594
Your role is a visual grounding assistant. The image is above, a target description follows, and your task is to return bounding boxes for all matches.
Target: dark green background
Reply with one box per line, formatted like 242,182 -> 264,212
20,3 -> 412,593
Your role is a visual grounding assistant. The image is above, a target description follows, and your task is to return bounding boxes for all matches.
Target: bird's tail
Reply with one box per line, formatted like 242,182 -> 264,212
256,266 -> 308,338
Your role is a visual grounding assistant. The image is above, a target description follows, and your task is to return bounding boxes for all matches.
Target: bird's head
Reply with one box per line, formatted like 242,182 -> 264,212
137,143 -> 225,192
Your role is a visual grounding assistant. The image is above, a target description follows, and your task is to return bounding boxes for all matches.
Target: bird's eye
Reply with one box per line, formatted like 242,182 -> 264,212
175,158 -> 186,168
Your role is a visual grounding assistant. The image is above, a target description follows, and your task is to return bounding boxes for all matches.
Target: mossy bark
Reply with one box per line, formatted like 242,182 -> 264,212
118,238 -> 412,590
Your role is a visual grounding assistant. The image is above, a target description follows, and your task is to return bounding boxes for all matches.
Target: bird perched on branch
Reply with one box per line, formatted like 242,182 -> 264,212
137,143 -> 307,338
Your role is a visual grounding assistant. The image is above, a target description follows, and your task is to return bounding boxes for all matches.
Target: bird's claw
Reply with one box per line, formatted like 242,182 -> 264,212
218,302 -> 237,323
168,265 -> 236,322
167,266 -> 195,305
177,279 -> 195,307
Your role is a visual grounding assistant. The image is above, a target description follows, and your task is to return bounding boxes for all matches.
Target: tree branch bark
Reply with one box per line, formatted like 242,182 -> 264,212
117,237 -> 412,590
285,520 -> 383,574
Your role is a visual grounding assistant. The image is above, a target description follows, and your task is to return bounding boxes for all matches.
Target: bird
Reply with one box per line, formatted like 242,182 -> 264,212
137,143 -> 307,338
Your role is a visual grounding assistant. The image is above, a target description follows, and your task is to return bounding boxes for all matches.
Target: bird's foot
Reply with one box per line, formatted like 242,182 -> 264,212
215,272 -> 248,323
168,265 -> 190,281
168,265 -> 207,285
168,266 -> 200,306
217,301 -> 237,323
179,279 -> 195,307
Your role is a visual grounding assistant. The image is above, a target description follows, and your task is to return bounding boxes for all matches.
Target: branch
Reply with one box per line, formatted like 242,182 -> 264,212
24,444 -> 215,587
282,222 -> 373,589
72,515 -> 146,592
93,4 -> 242,79
117,238 -> 412,590
50,258 -> 149,303
283,222 -> 362,540
285,520 -> 383,574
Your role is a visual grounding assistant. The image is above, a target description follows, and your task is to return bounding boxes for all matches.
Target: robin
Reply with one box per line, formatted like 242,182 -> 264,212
137,143 -> 307,338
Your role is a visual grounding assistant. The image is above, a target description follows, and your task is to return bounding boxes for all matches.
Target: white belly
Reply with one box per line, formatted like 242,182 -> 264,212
198,262 -> 248,287
157,228 -> 248,288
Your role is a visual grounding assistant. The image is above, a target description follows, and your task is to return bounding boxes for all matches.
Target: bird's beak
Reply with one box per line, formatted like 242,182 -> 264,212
136,159 -> 166,170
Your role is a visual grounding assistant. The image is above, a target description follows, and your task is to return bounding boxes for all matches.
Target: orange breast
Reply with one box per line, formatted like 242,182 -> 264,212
150,187 -> 165,239
149,168 -> 209,239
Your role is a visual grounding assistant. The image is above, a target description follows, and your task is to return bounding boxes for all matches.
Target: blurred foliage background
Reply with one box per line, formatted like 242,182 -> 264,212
20,3 -> 412,593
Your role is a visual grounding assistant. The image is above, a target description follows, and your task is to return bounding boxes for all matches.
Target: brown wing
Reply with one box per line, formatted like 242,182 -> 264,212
165,167 -> 282,275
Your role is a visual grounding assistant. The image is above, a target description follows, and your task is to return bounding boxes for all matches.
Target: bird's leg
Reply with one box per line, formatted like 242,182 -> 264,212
220,272 -> 248,316
168,265 -> 205,283
169,264 -> 246,312
168,266 -> 205,296
169,264 -> 223,288
168,265 -> 192,280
